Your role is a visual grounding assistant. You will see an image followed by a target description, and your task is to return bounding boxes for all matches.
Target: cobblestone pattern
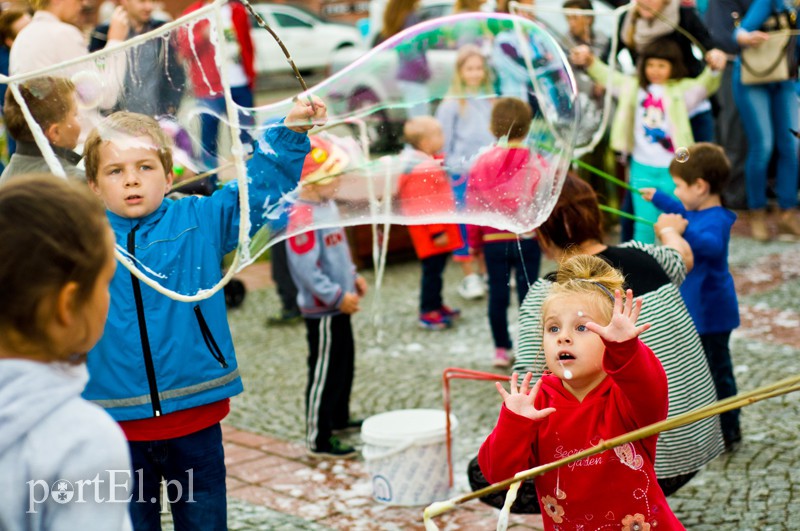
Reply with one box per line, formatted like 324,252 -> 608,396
214,234 -> 799,529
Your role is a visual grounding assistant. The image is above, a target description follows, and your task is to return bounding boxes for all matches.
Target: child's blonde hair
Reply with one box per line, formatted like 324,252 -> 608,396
83,111 -> 173,184
543,255 -> 625,324
0,175 -> 109,359
4,76 -> 76,143
448,44 -> 492,112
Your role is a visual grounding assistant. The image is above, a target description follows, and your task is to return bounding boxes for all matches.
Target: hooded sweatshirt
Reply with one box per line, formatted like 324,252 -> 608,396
0,359 -> 131,531
479,338 -> 684,530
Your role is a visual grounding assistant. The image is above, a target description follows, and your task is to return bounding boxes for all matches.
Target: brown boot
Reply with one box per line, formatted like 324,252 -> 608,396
750,210 -> 769,242
777,209 -> 800,238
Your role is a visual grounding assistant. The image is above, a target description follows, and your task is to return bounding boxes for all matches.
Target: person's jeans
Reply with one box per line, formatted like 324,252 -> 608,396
732,63 -> 799,210
483,238 -> 540,349
688,108 -> 715,143
700,331 -> 741,442
129,423 -> 227,531
199,85 -> 255,174
420,252 -> 448,313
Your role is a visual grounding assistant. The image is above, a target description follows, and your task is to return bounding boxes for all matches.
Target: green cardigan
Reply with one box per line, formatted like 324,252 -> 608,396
586,59 -> 722,156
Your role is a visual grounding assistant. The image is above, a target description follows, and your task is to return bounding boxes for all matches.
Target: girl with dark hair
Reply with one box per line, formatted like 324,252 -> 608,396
571,37 -> 725,242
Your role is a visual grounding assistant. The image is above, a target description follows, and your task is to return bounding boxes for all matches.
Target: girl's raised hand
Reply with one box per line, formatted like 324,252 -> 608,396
585,289 -> 650,343
569,45 -> 594,67
496,372 -> 556,420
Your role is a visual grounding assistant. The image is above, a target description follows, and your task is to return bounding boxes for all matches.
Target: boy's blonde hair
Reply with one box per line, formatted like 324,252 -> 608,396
84,111 -> 173,184
543,255 -> 625,324
403,115 -> 441,151
4,76 -> 75,143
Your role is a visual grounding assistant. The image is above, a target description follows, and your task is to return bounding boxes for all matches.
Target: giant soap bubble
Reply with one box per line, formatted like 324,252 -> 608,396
1,3 -> 581,300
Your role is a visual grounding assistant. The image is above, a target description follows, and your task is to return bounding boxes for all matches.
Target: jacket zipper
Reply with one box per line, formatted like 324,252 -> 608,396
128,225 -> 162,416
193,306 -> 229,368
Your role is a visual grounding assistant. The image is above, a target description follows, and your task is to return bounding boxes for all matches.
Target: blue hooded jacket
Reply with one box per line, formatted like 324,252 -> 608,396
82,122 -> 309,421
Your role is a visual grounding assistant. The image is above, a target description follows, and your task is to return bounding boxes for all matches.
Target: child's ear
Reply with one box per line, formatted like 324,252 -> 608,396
44,122 -> 61,145
163,169 -> 175,194
54,281 -> 80,327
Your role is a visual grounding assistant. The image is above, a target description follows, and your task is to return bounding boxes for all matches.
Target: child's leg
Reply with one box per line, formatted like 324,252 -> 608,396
163,424 -> 228,530
484,242 -> 513,349
513,238 -> 541,303
630,160 -> 676,244
699,332 -> 741,444
449,173 -> 474,274
305,315 -> 354,450
331,314 -> 355,430
420,253 -> 448,313
230,84 -> 255,149
128,440 -> 166,530
198,96 -> 225,173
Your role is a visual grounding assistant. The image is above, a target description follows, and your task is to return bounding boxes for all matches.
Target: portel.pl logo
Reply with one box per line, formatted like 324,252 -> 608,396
27,469 -> 195,514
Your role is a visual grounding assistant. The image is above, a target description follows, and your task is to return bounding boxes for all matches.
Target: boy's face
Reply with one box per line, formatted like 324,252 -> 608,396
671,175 -> 706,211
49,96 -> 81,150
89,136 -> 173,219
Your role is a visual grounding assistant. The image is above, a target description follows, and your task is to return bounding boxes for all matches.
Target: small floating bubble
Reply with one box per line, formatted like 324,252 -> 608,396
674,147 -> 690,163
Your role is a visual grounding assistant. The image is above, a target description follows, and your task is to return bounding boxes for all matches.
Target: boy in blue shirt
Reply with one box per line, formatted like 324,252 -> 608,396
641,142 -> 742,452
81,98 -> 326,529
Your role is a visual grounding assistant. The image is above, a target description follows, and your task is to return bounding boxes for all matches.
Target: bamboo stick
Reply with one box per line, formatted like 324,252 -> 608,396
423,373 -> 800,526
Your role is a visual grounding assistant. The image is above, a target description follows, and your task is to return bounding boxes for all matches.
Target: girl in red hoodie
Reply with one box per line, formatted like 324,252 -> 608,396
479,254 -> 684,530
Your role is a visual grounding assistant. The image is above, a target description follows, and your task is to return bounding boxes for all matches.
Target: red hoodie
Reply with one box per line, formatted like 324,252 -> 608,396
466,145 -> 543,251
479,338 -> 684,530
397,151 -> 463,259
178,0 -> 256,97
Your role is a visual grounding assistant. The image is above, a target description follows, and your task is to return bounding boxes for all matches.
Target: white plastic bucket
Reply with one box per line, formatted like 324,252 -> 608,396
361,408 -> 458,506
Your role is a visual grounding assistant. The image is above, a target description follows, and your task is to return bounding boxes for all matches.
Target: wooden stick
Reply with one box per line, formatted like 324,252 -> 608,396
423,373 -> 800,524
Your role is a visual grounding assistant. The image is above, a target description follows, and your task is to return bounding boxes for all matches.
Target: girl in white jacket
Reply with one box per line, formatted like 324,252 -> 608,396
0,176 -> 131,531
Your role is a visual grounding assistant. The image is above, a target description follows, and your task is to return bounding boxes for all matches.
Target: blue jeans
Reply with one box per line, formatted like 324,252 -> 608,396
689,108 -> 715,143
700,332 -> 740,442
449,173 -> 471,260
129,424 -> 227,531
199,85 -> 255,173
732,63 -> 799,210
483,238 -> 540,349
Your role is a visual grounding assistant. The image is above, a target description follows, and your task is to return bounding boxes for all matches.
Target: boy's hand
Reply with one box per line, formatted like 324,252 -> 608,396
286,95 -> 327,133
569,45 -> 594,67
585,289 -> 650,343
433,232 -> 450,247
639,187 -> 656,202
338,292 -> 360,314
496,372 -> 556,421
655,213 -> 687,236
355,276 -> 368,297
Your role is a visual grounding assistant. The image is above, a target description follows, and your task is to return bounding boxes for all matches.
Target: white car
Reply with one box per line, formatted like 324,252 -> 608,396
325,0 -> 630,150
249,4 -> 363,75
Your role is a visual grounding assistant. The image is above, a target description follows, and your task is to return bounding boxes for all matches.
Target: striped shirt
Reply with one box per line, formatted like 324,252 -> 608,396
513,241 -> 724,479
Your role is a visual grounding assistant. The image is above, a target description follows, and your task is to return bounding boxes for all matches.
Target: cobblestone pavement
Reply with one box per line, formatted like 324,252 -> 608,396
165,216 -> 799,530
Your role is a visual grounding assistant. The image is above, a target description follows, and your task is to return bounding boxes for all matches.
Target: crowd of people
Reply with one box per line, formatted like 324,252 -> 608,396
0,0 -> 798,529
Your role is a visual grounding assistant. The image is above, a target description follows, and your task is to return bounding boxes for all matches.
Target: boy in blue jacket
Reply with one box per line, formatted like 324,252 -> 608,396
286,135 -> 368,458
82,99 -> 326,530
641,142 -> 742,452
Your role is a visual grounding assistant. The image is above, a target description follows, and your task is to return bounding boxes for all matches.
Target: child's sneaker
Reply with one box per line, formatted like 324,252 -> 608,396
439,305 -> 461,320
458,274 -> 486,300
492,348 -> 512,368
418,310 -> 452,330
308,436 -> 357,459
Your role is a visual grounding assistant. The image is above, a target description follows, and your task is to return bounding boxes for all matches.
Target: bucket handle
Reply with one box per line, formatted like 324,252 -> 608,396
364,438 -> 419,460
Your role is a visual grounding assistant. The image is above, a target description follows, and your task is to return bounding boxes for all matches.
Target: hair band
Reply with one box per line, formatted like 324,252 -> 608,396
574,279 -> 616,301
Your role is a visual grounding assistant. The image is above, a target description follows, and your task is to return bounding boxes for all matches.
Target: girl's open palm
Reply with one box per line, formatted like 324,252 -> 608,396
496,372 -> 556,420
585,289 -> 650,343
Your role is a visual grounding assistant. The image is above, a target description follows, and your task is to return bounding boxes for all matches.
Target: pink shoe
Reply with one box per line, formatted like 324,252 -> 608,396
418,310 -> 452,330
493,348 -> 512,368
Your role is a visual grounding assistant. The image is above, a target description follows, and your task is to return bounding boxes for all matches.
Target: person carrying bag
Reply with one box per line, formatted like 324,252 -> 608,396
737,2 -> 799,84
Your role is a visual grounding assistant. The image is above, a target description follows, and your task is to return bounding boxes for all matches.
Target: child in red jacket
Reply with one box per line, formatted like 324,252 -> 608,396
479,254 -> 684,530
397,116 -> 463,330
